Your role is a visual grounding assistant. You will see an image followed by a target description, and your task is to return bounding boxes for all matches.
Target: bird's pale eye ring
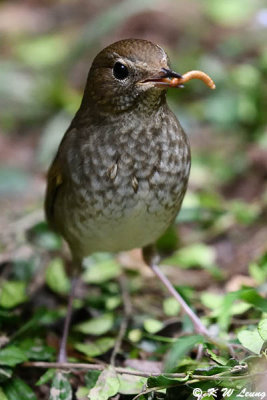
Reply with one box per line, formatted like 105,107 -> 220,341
113,62 -> 129,80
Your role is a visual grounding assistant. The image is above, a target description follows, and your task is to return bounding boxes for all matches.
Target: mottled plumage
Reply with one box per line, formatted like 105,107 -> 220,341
45,39 -> 190,262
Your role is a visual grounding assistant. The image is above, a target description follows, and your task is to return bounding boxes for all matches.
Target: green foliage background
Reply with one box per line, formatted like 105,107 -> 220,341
0,0 -> 266,399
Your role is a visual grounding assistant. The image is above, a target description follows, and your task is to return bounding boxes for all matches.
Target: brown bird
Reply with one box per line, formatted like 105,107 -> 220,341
45,38 -> 211,362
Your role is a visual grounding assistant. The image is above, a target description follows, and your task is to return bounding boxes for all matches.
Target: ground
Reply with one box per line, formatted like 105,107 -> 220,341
0,0 -> 266,399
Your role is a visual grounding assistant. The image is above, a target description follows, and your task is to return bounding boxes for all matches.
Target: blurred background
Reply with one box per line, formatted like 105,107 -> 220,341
0,0 -> 266,278
0,2 -> 267,397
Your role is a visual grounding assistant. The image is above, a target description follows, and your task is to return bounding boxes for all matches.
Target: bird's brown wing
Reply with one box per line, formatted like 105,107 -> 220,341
44,155 -> 64,230
45,128 -> 77,230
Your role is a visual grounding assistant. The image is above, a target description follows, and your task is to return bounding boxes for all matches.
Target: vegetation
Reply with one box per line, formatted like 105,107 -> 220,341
0,0 -> 266,399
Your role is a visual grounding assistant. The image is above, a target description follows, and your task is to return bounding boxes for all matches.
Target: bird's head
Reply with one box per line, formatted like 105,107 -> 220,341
82,39 -> 182,115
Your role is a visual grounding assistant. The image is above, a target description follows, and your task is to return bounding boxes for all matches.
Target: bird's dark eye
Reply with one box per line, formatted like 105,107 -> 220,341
113,62 -> 129,80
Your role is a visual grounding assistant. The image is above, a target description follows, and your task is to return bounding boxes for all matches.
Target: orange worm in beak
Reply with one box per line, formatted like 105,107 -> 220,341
164,70 -> 216,89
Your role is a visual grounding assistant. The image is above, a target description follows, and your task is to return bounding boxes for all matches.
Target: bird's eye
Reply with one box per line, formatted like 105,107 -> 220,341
113,62 -> 129,80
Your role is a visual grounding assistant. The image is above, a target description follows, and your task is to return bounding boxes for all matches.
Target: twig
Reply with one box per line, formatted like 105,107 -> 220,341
231,318 -> 260,325
110,274 -> 132,366
132,386 -> 164,400
196,343 -> 204,360
22,361 -> 266,381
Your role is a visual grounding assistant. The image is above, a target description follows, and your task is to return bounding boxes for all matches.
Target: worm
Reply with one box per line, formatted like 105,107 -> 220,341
164,70 -> 216,89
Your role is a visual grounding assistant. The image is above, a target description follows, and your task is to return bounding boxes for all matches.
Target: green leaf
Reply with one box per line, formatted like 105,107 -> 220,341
218,291 -> 240,331
164,335 -> 203,372
84,371 -> 101,389
195,365 -> 230,376
46,258 -> 70,295
118,373 -> 147,394
36,369 -> 56,386
105,295 -> 121,310
249,262 -> 267,284
144,318 -> 164,334
217,289 -> 257,331
12,308 -> 63,340
49,372 -> 72,400
163,297 -> 181,316
0,367 -> 13,383
28,222 -> 62,251
76,371 -> 102,399
12,259 -> 38,282
237,329 -> 264,354
89,366 -> 120,400
74,313 -> 114,335
83,258 -> 121,284
0,387 -> 8,400
26,344 -> 55,361
205,348 -> 227,366
208,297 -> 250,319
3,378 -> 37,400
39,308 -> 65,325
76,387 -> 89,399
156,225 -> 178,254
240,289 -> 267,312
128,328 -> 142,343
230,302 -> 251,316
19,338 -> 55,361
0,281 -> 27,308
258,319 -> 267,341
229,200 -> 259,225
165,243 -> 216,269
75,337 -> 115,357
0,346 -> 28,366
148,374 -> 188,389
201,292 -> 223,310
0,309 -> 15,321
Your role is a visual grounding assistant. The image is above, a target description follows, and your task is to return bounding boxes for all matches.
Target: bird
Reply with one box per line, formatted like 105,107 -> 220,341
45,38 -> 211,362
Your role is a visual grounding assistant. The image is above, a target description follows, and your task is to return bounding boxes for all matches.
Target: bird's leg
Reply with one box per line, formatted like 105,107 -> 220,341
143,246 -> 210,337
58,276 -> 78,363
150,263 -> 209,336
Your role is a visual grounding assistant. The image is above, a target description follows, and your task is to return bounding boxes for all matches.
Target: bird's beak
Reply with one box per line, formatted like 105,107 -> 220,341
139,68 -> 184,88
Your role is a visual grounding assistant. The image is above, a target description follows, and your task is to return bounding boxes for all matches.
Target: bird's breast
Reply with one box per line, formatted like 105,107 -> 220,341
57,110 -> 190,256
78,115 -> 190,210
